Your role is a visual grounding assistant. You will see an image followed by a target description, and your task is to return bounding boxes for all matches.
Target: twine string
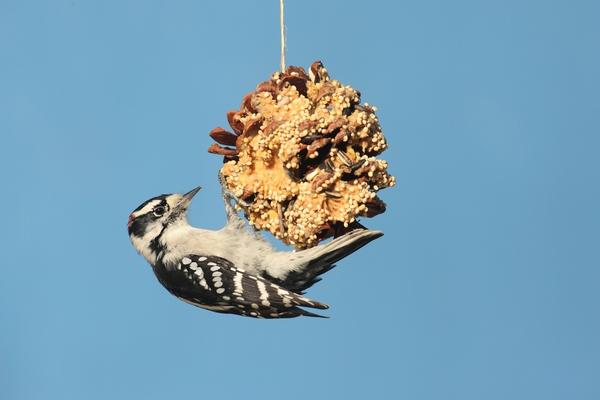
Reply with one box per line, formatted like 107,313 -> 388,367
280,0 -> 286,72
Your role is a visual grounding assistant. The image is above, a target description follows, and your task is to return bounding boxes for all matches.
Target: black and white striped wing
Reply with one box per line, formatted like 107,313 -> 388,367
154,254 -> 328,319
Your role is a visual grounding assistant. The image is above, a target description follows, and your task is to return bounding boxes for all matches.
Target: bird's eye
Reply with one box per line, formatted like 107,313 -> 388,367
153,206 -> 166,217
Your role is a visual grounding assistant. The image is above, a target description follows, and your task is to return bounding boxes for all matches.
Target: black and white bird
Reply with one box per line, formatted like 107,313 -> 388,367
127,186 -> 383,318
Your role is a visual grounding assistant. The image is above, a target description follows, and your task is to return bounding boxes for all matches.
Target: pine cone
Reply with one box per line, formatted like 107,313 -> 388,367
208,61 -> 395,249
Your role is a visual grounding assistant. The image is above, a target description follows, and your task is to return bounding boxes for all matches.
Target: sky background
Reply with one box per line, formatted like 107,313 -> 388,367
1,0 -> 599,399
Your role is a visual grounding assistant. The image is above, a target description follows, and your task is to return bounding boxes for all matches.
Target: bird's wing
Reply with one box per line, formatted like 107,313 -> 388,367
153,254 -> 328,318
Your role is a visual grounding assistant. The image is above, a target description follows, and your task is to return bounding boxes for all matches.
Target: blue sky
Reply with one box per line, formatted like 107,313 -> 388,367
2,1 -> 599,399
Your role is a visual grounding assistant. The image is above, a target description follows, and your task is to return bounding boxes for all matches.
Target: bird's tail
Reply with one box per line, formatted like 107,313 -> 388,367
265,229 -> 383,293
262,307 -> 329,319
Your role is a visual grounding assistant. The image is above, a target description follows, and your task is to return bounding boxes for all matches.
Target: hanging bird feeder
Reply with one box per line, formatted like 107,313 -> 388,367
207,2 -> 395,249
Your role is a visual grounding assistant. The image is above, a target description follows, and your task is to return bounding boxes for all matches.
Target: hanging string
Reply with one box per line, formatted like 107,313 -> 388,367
280,0 -> 286,72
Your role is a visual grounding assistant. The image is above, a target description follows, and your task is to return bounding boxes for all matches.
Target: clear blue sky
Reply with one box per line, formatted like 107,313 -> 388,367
2,1 -> 599,399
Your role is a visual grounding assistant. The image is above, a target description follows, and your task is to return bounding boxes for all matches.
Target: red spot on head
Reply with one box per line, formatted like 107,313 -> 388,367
127,214 -> 135,229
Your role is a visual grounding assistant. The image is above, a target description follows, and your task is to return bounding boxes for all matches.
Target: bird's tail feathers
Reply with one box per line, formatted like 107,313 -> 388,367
307,229 -> 384,267
266,229 -> 383,293
296,308 -> 329,318
266,307 -> 329,319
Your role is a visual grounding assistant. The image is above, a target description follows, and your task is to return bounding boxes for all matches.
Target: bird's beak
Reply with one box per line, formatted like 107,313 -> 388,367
172,186 -> 201,216
183,186 -> 202,203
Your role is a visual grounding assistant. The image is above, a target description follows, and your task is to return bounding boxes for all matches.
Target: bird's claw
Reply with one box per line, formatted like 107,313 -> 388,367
219,172 -> 250,220
224,191 -> 250,209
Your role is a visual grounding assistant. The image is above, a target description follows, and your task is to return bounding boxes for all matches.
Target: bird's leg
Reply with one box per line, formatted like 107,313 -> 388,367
219,172 -> 249,222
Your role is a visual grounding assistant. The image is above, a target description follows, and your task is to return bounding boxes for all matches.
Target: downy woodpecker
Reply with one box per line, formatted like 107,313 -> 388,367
128,186 -> 382,318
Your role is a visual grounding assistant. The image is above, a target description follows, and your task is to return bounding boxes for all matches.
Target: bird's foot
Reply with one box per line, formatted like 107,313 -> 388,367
219,172 -> 250,221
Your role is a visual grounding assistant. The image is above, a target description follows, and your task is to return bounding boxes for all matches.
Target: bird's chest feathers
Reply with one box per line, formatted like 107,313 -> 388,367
158,227 -> 207,268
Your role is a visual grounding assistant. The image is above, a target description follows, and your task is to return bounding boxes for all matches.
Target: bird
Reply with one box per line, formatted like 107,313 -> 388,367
127,186 -> 383,318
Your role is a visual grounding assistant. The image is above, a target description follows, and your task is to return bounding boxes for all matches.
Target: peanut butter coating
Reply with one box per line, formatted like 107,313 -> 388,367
209,61 -> 395,249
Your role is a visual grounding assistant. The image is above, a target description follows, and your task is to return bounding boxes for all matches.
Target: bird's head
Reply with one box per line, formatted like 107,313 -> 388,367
128,186 -> 201,262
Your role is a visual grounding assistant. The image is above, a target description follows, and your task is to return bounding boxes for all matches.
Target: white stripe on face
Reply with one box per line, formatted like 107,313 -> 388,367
131,200 -> 162,219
